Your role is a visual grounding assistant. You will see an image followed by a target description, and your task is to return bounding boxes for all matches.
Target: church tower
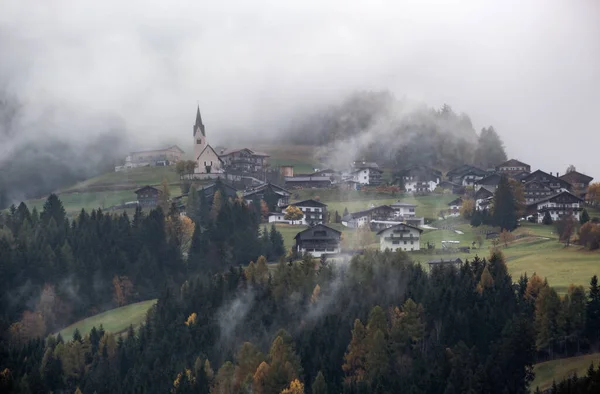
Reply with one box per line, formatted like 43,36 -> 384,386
193,105 -> 206,160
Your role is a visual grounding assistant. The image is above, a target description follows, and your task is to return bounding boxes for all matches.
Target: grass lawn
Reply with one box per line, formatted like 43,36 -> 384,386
254,144 -> 317,174
54,299 -> 157,341
531,353 -> 600,392
61,166 -> 180,192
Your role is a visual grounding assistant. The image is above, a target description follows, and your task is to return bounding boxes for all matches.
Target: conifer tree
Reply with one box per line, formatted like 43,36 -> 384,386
587,275 -> 600,344
492,175 -> 518,231
581,209 -> 590,225
312,371 -> 327,394
158,178 -> 171,212
542,211 -> 553,225
186,186 -> 200,223
270,224 -> 285,258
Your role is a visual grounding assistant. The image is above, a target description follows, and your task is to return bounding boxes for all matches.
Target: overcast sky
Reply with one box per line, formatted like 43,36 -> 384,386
1,0 -> 599,178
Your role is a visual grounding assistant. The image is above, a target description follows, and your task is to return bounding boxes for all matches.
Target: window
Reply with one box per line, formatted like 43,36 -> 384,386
404,241 -> 407,245
196,139 -> 201,144
392,240 -> 400,245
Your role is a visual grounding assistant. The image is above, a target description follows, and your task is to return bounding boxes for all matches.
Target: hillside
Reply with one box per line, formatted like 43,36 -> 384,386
54,299 -> 157,341
532,353 -> 600,392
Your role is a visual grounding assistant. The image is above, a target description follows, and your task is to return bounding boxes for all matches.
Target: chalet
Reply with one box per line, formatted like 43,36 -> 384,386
344,167 -> 383,186
559,171 -> 594,199
219,148 -> 270,173
390,202 -> 417,217
496,159 -> 531,175
527,191 -> 584,223
377,223 -> 423,252
447,197 -> 463,217
294,224 -> 341,257
284,176 -> 332,189
474,173 -> 502,192
396,165 -> 441,193
311,169 -> 339,178
475,187 -> 494,211
437,180 -> 463,195
117,145 -> 184,171
446,165 -> 487,186
243,183 -> 291,208
511,171 -> 531,182
521,170 -> 571,192
135,186 -> 162,208
427,258 -> 463,268
522,181 -> 553,204
280,199 -> 328,225
342,205 -> 396,229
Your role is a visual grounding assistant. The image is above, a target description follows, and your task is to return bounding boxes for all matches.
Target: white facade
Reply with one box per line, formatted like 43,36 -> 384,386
297,245 -> 340,257
280,203 -> 326,225
377,224 -> 422,252
535,201 -> 581,223
196,145 -> 223,174
342,215 -> 369,228
404,180 -> 439,193
390,203 -> 417,217
349,168 -> 374,185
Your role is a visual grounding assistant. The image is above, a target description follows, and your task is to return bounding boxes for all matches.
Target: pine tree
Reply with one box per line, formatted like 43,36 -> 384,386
41,194 -> 66,227
542,211 -> 553,225
270,224 -> 285,259
159,178 -> 171,212
581,209 -> 591,225
587,275 -> 600,344
312,371 -> 327,394
187,186 -> 200,223
493,175 -> 518,231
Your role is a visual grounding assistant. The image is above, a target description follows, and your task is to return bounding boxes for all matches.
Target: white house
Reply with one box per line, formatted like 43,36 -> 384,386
528,191 -> 584,223
377,223 -> 423,252
342,205 -> 396,228
390,202 -> 417,217
396,166 -> 441,193
474,188 -> 494,211
447,197 -> 463,217
279,199 -> 328,225
344,167 -> 383,186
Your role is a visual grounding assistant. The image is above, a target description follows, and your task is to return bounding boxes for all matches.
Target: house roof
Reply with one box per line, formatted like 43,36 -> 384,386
396,165 -> 442,178
390,201 -> 417,208
376,222 -> 423,236
448,197 -> 463,206
294,224 -> 342,240
521,170 -> 571,189
352,167 -> 383,173
559,171 -> 594,184
523,180 -> 552,191
352,161 -> 379,168
134,185 -> 161,194
446,164 -> 473,178
197,144 -> 224,163
427,258 -> 463,265
285,176 -> 332,183
476,173 -> 502,186
526,190 -> 583,208
497,159 -> 530,169
219,147 -> 270,157
475,187 -> 494,199
346,205 -> 395,219
283,199 -> 328,208
243,182 -> 291,197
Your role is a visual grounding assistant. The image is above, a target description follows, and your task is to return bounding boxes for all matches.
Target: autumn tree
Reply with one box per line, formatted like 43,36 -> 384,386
260,200 -> 270,219
210,190 -> 223,222
555,214 -> 577,246
588,182 -> 600,206
280,379 -> 304,394
460,199 -> 475,219
113,275 -> 134,307
9,310 -> 46,344
354,225 -> 373,250
343,319 -> 368,384
499,229 -> 515,247
579,222 -> 600,250
284,205 -> 304,224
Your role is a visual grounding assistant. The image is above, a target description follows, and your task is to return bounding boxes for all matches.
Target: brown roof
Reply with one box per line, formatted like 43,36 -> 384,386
559,171 -> 594,184
497,159 -> 530,169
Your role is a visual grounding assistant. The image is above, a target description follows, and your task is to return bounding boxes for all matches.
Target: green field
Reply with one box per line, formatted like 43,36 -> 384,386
61,166 -> 180,192
54,299 -> 157,341
255,144 -> 317,174
532,353 -> 600,392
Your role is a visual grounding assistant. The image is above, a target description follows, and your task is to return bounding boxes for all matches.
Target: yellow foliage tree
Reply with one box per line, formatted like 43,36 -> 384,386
245,261 -> 256,282
280,379 -> 305,394
255,256 -> 269,283
253,361 -> 271,394
284,205 -> 304,224
525,273 -> 547,303
460,199 -> 475,218
99,333 -> 117,359
185,312 -> 198,327
499,229 -> 514,247
210,190 -> 223,222
476,266 -> 495,295
587,182 -> 600,205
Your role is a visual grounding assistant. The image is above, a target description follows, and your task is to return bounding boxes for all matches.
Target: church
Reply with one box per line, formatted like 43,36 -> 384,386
193,106 -> 223,174
193,106 -> 269,176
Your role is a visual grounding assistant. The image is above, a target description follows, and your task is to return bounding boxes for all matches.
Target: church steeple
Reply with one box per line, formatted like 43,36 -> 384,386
193,105 -> 205,136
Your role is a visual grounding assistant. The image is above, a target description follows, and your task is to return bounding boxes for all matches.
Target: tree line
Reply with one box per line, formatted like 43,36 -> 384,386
0,186 -> 286,347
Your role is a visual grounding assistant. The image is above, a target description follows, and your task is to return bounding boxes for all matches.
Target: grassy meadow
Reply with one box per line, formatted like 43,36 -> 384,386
54,299 -> 157,341
531,353 -> 600,392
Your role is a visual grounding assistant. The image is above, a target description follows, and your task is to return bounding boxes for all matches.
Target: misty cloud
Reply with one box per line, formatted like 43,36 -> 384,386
1,0 -> 599,178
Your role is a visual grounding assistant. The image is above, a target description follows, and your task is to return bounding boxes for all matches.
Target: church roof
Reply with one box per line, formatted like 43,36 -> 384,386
194,105 -> 205,136
197,144 -> 223,162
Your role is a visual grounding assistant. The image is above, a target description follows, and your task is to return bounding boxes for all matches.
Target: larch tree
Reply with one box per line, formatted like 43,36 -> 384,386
280,379 -> 304,394
343,319 -> 368,384
284,206 -> 304,225
210,190 -> 223,222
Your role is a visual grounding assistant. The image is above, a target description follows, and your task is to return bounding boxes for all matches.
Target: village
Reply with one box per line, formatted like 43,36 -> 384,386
119,106 -> 598,269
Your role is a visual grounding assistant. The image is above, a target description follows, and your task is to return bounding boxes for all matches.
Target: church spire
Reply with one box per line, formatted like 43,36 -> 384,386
193,105 -> 205,136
